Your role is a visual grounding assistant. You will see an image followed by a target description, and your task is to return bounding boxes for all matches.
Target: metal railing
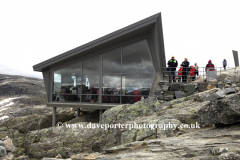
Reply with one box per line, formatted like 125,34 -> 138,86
162,67 -> 238,83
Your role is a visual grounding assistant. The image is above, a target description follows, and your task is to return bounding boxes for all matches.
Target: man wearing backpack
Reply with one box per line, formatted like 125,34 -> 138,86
167,56 -> 178,82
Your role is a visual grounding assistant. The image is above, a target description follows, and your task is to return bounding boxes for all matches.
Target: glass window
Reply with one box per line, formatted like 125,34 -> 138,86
103,49 -> 121,73
102,96 -> 120,103
122,74 -> 154,96
82,95 -> 99,103
83,57 -> 100,74
53,63 -> 81,95
53,94 -> 80,102
122,41 -> 154,74
122,96 -> 147,104
82,75 -> 99,94
52,40 -> 155,104
102,75 -> 121,94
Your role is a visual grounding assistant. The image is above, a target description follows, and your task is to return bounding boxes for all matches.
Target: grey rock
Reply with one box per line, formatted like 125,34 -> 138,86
218,148 -> 229,154
154,90 -> 163,100
199,93 -> 240,125
0,146 -> 7,157
232,83 -> 237,87
215,91 -> 225,98
42,158 -> 71,160
92,141 -> 100,152
174,91 -> 186,99
169,83 -> 183,91
217,83 -> 224,89
0,137 -> 16,152
186,91 -> 195,96
163,91 -> 175,101
206,91 -> 225,101
161,85 -> 169,91
159,80 -> 169,91
224,78 -> 231,83
15,155 -> 29,160
219,152 -> 240,159
198,82 -> 209,92
223,88 -> 235,94
183,84 -> 195,92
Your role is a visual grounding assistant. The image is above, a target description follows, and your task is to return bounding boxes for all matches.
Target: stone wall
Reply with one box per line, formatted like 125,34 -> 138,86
153,79 -> 227,101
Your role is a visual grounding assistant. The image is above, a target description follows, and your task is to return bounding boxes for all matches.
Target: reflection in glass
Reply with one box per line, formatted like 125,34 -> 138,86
53,63 -> 82,95
82,95 -> 99,103
82,75 -> 99,94
102,96 -> 120,103
83,57 -> 100,74
122,41 -> 154,73
121,96 -> 144,104
52,40 -> 155,104
122,74 -> 154,96
52,94 -> 80,102
102,75 -> 121,94
103,49 -> 121,73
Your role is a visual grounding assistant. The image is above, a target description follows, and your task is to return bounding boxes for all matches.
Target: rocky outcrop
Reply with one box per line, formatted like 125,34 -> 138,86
199,92 -> 240,126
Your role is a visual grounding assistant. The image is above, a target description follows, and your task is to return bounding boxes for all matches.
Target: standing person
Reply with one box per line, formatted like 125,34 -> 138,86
194,63 -> 199,77
222,59 -> 227,70
167,56 -> 178,82
206,60 -> 215,73
178,67 -> 182,82
181,58 -> 190,83
190,66 -> 196,81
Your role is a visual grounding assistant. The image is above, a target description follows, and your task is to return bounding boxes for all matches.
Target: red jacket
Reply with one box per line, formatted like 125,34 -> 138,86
178,68 -> 182,75
190,68 -> 195,76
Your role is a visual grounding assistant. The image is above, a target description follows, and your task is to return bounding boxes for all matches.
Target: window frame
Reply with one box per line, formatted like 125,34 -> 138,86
51,39 -> 156,104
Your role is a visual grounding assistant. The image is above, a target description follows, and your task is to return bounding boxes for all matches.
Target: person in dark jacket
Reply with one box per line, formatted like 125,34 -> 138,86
167,56 -> 178,82
205,60 -> 215,73
181,58 -> 190,83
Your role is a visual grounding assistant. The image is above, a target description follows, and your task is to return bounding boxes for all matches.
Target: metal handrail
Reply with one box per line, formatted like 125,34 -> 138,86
162,66 -> 237,83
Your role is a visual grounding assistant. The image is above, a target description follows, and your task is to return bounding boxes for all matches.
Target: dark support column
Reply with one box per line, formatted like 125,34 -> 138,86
99,109 -> 103,122
77,108 -> 80,118
52,107 -> 56,127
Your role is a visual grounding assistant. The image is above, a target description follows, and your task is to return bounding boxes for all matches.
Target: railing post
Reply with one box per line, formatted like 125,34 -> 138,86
203,67 -> 204,82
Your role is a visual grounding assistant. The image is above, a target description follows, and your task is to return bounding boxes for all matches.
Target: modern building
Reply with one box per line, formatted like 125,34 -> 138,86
33,13 -> 166,126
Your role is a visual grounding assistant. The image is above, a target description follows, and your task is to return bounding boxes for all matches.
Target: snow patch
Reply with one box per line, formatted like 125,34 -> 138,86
0,97 -> 20,105
0,108 -> 8,112
0,116 -> 9,121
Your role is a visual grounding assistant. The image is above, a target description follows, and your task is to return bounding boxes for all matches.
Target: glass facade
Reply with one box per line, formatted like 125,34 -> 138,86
52,40 -> 154,104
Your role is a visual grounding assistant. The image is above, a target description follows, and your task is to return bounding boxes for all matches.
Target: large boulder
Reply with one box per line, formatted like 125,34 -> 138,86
198,93 -> 240,126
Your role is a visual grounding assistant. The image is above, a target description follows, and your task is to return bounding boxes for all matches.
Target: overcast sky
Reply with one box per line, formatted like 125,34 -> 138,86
1,0 -> 240,79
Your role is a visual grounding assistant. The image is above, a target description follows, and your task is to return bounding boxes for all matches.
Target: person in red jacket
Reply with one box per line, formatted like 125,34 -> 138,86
177,67 -> 182,82
189,66 -> 196,81
206,60 -> 215,73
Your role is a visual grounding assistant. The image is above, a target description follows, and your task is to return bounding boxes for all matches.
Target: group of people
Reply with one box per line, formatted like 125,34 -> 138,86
167,56 -> 228,83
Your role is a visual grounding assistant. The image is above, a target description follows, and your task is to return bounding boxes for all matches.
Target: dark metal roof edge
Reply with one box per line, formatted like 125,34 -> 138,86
33,13 -> 161,71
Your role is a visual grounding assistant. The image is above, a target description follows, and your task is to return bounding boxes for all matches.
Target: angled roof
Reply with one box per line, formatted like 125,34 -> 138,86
33,13 -> 163,72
